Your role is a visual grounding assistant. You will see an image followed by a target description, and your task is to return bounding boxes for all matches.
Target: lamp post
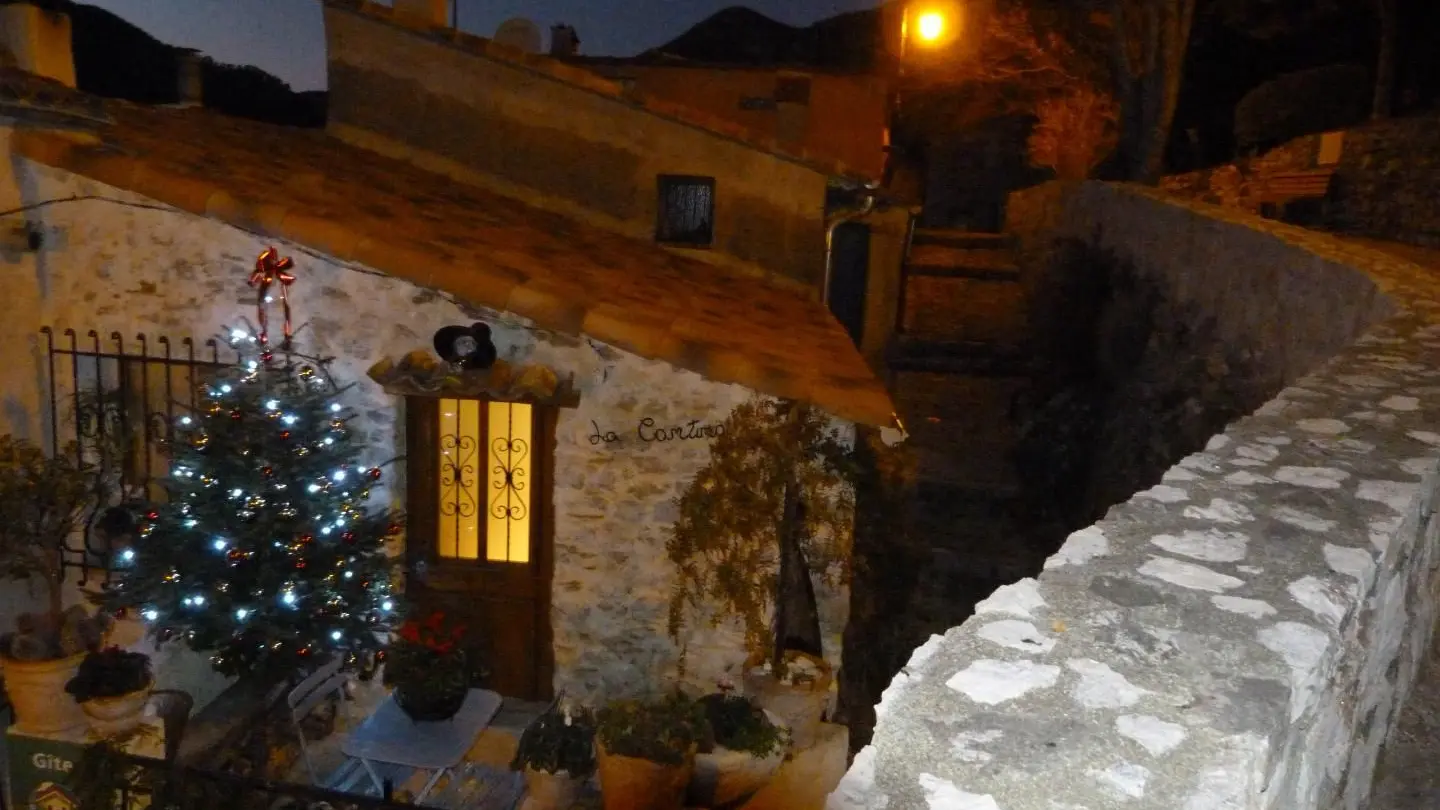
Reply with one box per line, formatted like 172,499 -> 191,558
886,3 -> 957,184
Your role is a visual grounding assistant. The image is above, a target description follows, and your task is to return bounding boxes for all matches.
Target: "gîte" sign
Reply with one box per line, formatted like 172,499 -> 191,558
589,417 -> 726,447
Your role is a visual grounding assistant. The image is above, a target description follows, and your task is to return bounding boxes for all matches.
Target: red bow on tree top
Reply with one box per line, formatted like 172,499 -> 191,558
249,247 -> 297,349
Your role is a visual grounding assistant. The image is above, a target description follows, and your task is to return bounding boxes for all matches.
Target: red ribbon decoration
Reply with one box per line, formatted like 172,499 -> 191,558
248,247 -> 296,349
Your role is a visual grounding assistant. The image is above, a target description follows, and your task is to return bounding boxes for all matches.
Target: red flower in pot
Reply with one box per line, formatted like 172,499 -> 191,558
382,611 -> 479,722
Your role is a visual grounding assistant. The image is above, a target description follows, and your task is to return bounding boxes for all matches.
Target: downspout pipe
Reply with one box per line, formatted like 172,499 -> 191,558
821,190 -> 878,306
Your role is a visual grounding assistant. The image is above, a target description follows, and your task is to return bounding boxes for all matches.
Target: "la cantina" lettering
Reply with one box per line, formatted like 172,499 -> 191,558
590,417 -> 726,446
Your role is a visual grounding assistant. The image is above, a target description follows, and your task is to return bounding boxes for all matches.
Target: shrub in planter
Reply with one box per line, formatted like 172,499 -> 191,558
66,646 -> 154,736
595,693 -> 707,810
511,699 -> 596,810
687,693 -> 788,808
0,436 -> 115,733
665,398 -> 854,747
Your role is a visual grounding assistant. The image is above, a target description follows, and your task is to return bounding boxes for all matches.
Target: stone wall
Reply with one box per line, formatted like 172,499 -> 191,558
321,3 -> 832,290
831,182 -> 1440,809
0,161 -> 849,711
1161,111 -> 1440,248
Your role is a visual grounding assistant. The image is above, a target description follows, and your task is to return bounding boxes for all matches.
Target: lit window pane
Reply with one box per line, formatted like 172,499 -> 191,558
437,398 -> 482,560
486,402 -> 532,563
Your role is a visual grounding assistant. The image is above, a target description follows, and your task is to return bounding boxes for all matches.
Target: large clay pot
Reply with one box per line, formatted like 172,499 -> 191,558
0,652 -> 88,734
596,740 -> 695,810
687,736 -> 786,809
81,680 -> 155,737
520,767 -> 583,810
742,651 -> 833,750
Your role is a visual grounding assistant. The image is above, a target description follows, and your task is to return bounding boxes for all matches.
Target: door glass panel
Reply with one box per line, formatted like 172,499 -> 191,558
438,398 -> 482,560
486,401 -> 532,563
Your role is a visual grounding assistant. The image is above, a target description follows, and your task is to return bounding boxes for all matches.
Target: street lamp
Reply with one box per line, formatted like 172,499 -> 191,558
916,11 -> 946,44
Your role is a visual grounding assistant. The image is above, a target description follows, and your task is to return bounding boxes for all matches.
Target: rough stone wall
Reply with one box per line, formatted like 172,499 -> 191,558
831,183 -> 1440,810
2,162 -> 849,710
321,5 -> 832,290
1161,112 -> 1440,248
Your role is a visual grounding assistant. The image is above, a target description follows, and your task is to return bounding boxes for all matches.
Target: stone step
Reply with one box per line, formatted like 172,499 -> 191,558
899,274 -> 1028,344
911,229 -> 1017,251
906,244 -> 1020,279
887,337 -> 1030,377
893,372 -> 1025,494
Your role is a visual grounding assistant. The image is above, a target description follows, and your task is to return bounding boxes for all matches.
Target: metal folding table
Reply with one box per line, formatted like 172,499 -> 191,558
341,688 -> 502,804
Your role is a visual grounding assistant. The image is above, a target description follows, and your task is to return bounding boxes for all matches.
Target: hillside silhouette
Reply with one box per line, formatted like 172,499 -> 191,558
3,0 -> 325,127
641,4 -> 882,71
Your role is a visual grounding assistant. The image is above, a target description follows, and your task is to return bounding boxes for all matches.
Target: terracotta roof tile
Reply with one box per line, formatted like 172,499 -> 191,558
13,103 -> 894,426
321,0 -> 871,183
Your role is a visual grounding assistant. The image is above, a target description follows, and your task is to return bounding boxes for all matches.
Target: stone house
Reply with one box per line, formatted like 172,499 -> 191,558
0,4 -> 895,710
569,58 -> 892,185
319,0 -> 914,365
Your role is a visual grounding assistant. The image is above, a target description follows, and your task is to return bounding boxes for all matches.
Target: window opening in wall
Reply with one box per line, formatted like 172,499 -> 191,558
433,398 -> 535,564
656,175 -> 716,247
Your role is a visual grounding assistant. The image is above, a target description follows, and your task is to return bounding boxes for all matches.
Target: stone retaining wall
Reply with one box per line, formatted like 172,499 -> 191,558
831,182 -> 1440,810
1161,112 -> 1440,248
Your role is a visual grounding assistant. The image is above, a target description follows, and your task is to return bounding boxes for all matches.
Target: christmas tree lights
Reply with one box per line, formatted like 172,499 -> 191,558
103,250 -> 403,676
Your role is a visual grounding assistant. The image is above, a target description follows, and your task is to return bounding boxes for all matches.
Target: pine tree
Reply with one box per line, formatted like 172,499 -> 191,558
105,331 -> 400,677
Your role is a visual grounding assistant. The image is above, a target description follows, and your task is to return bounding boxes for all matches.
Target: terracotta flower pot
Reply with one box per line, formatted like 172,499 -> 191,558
0,652 -> 89,734
81,679 -> 155,737
596,740 -> 695,810
521,767 -> 583,810
687,732 -> 786,809
742,650 -> 833,750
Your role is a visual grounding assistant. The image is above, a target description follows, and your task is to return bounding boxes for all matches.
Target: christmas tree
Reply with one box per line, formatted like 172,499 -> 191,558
104,252 -> 400,676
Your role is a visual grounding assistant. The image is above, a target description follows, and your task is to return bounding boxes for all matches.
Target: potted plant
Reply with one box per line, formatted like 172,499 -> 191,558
665,398 -> 854,749
595,692 -> 707,810
687,689 -> 789,809
510,697 -> 597,810
66,646 -> 154,735
0,436 -> 115,734
382,610 -> 470,722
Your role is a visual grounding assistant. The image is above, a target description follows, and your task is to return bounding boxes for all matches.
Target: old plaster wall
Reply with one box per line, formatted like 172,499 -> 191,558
321,5 -> 831,290
0,161 -> 849,711
831,182 -> 1440,810
573,63 -> 890,183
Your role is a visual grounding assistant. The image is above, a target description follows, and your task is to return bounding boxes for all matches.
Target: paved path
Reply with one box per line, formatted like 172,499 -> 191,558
1343,236 -> 1440,809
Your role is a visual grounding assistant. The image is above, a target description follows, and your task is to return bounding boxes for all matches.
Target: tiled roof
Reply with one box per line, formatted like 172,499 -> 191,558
0,67 -> 108,126
321,0 -> 877,184
12,103 -> 894,426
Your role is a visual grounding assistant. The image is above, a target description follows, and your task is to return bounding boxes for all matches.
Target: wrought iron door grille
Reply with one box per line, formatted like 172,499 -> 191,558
656,175 -> 716,247
41,327 -> 237,585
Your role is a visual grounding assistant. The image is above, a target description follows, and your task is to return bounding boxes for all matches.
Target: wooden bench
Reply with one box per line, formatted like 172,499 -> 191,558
1257,167 -> 1336,222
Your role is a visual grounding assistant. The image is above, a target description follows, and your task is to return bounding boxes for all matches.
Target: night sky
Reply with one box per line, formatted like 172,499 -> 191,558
80,0 -> 883,91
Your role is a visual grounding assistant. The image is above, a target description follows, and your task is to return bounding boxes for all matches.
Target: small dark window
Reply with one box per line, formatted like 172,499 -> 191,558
774,76 -> 811,105
656,176 -> 715,247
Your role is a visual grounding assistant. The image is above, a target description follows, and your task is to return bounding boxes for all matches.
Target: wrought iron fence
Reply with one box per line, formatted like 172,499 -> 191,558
41,328 -> 239,586
76,749 -> 411,810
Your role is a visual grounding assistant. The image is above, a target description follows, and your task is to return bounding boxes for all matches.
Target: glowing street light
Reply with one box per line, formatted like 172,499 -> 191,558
916,11 -> 946,43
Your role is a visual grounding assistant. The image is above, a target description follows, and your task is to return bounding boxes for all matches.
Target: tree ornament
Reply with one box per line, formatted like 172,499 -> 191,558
231,410 -> 243,421
368,467 -> 382,481
262,466 -> 274,477
281,431 -> 292,440
342,531 -> 356,544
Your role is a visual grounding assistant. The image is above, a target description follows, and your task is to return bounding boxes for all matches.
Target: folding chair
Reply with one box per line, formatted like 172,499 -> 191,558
286,656 -> 350,785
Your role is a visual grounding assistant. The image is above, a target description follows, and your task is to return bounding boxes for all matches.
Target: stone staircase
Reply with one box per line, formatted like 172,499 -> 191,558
888,228 -> 1029,496
884,227 -> 1041,628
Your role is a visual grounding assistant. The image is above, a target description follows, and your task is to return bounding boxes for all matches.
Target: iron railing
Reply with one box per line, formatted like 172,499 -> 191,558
41,328 -> 239,586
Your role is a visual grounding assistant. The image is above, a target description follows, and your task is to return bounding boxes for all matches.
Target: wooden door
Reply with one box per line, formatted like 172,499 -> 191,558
405,397 -> 555,700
